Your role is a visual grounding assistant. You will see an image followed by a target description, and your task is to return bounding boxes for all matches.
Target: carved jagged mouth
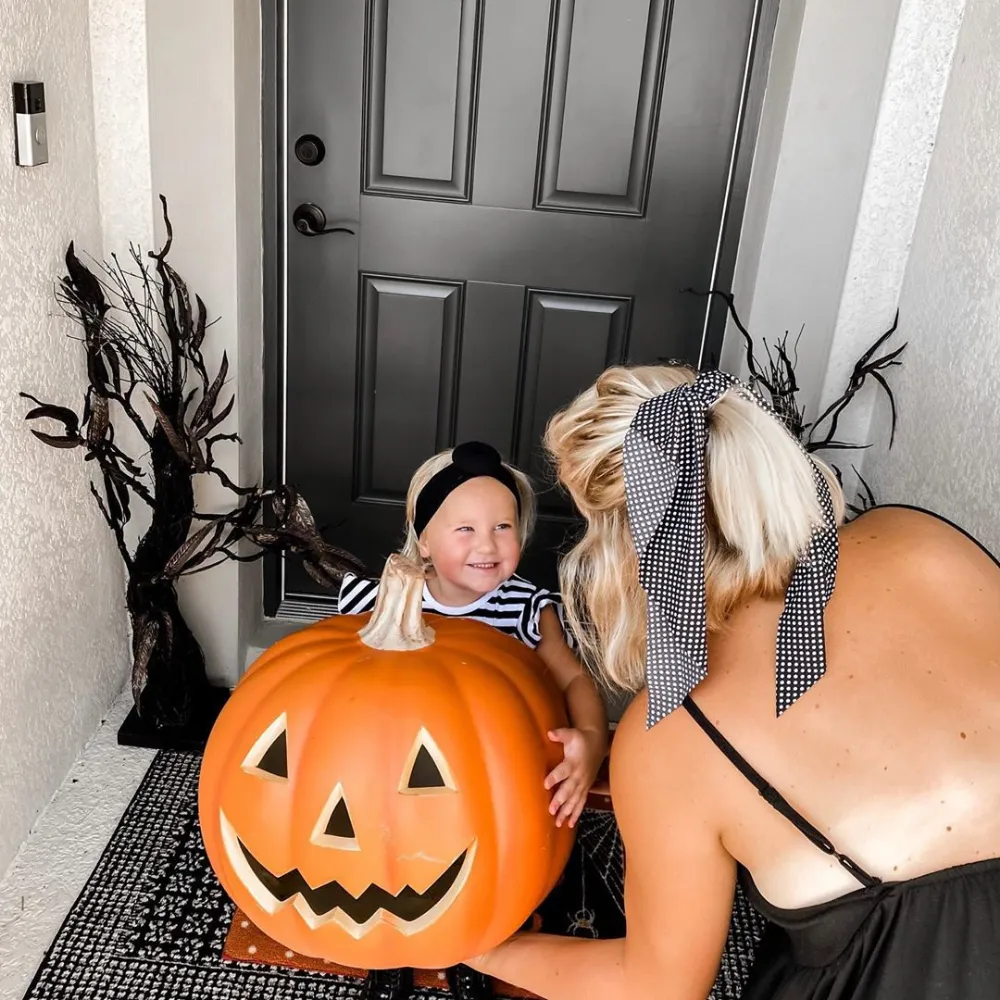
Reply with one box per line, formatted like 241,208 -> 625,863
241,840 -> 467,922
219,812 -> 475,937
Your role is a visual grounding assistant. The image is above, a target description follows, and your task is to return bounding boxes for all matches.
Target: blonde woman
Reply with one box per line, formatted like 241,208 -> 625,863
469,366 -> 1000,1000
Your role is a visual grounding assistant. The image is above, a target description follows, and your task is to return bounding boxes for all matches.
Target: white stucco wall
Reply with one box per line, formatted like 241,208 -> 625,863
816,0 -> 965,498
866,0 -> 1000,556
722,0 -> 907,408
145,0 -> 247,687
0,0 -> 130,876
88,0 -> 153,255
723,0 -> 966,507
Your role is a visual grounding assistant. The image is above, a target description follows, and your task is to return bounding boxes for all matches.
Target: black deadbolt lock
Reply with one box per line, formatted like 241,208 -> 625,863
294,134 -> 326,166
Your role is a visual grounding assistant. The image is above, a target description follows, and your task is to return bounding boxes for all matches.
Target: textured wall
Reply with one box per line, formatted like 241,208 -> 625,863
866,0 -> 1000,556
88,0 -> 153,255
145,0 -> 243,686
0,0 -> 130,876
722,0 -> 905,410
819,0 -> 965,499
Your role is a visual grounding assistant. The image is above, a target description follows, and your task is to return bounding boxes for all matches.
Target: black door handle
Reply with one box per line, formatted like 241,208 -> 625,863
292,203 -> 356,237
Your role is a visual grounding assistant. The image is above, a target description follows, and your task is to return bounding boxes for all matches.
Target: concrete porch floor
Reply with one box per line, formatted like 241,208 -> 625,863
0,690 -> 155,1000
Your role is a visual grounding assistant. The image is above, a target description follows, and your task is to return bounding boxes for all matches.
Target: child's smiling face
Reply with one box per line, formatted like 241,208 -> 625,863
418,477 -> 521,604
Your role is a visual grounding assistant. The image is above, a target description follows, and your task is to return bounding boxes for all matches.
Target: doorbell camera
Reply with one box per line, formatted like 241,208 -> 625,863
13,81 -> 48,167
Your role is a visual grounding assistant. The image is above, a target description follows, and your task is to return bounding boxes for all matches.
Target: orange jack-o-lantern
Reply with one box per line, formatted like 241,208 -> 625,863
199,556 -> 574,970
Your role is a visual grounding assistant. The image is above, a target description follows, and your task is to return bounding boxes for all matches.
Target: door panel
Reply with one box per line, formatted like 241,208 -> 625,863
474,2 -> 552,210
538,0 -> 669,214
454,282 -> 526,450
364,0 -> 482,198
356,275 -> 464,501
515,291 -> 631,484
267,0 -> 774,614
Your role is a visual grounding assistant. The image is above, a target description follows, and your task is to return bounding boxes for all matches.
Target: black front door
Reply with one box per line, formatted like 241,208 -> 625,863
264,0 -> 775,617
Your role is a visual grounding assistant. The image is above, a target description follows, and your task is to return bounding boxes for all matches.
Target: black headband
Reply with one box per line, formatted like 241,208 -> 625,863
414,441 -> 522,536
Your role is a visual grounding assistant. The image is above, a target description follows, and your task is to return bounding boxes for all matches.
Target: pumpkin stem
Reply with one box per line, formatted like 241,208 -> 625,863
358,554 -> 436,651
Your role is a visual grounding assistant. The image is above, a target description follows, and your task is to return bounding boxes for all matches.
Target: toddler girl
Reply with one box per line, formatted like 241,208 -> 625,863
339,440 -> 609,825
338,441 -> 609,1000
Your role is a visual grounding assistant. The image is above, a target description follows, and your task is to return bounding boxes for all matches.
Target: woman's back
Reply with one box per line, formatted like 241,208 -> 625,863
683,505 -> 1000,909
606,506 -> 1000,998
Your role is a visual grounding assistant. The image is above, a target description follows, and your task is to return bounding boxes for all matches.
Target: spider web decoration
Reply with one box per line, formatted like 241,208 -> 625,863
574,809 -> 625,919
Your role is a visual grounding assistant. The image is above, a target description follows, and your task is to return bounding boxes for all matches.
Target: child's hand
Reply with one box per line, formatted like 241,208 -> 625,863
543,727 -> 606,829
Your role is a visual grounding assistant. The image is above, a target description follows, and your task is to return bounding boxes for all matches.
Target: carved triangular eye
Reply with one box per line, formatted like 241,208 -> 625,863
400,729 -> 456,794
325,797 -> 355,839
242,715 -> 288,781
311,783 -> 360,850
257,731 -> 287,778
408,744 -> 445,789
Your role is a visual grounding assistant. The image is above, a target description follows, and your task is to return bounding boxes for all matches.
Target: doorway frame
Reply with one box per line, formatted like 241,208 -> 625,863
260,0 -> 781,618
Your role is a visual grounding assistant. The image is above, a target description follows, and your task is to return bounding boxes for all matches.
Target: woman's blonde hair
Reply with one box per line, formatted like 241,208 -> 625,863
545,365 -> 845,694
399,448 -> 537,563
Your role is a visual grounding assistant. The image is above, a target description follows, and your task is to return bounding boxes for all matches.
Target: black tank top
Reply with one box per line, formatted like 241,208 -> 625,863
685,698 -> 1000,998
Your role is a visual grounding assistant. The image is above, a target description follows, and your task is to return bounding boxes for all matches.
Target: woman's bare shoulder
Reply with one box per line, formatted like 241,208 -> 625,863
842,505 -> 1000,598
848,503 -> 952,539
611,691 -> 728,821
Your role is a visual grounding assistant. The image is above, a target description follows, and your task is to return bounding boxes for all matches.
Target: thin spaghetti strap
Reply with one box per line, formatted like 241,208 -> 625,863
683,697 -> 881,889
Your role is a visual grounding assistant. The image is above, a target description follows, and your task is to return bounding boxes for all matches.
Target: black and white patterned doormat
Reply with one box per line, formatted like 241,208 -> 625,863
22,751 -> 764,999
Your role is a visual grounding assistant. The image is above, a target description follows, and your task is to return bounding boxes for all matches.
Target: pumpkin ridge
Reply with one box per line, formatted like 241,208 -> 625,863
245,624 -> 367,677
393,649 -> 494,904
246,643 -> 361,690
431,629 -> 559,748
447,658 -> 563,946
432,650 -> 500,949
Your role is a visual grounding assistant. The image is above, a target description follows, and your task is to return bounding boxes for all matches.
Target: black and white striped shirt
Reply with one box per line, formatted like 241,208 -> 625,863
338,573 -> 574,650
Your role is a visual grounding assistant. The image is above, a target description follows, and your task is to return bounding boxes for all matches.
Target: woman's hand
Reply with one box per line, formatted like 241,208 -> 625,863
544,726 -> 605,827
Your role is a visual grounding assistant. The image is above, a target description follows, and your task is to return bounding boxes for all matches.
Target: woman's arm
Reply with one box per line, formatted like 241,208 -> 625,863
471,695 -> 737,999
476,935 -> 626,998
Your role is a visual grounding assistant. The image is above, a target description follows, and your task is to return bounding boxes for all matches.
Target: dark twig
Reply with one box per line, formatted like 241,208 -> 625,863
90,482 -> 133,570
22,197 -> 367,728
846,467 -> 878,518
684,288 -> 808,439
684,289 -> 906,516
807,311 -> 905,451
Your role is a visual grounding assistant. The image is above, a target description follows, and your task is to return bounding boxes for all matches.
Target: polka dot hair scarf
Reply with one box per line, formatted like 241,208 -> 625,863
622,369 -> 839,728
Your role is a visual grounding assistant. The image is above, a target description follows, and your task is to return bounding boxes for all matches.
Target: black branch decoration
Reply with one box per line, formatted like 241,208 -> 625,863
686,289 -> 907,515
22,197 -> 365,730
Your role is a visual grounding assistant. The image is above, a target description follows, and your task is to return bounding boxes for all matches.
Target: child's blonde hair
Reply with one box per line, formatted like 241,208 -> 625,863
544,364 -> 845,694
400,448 -> 537,563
